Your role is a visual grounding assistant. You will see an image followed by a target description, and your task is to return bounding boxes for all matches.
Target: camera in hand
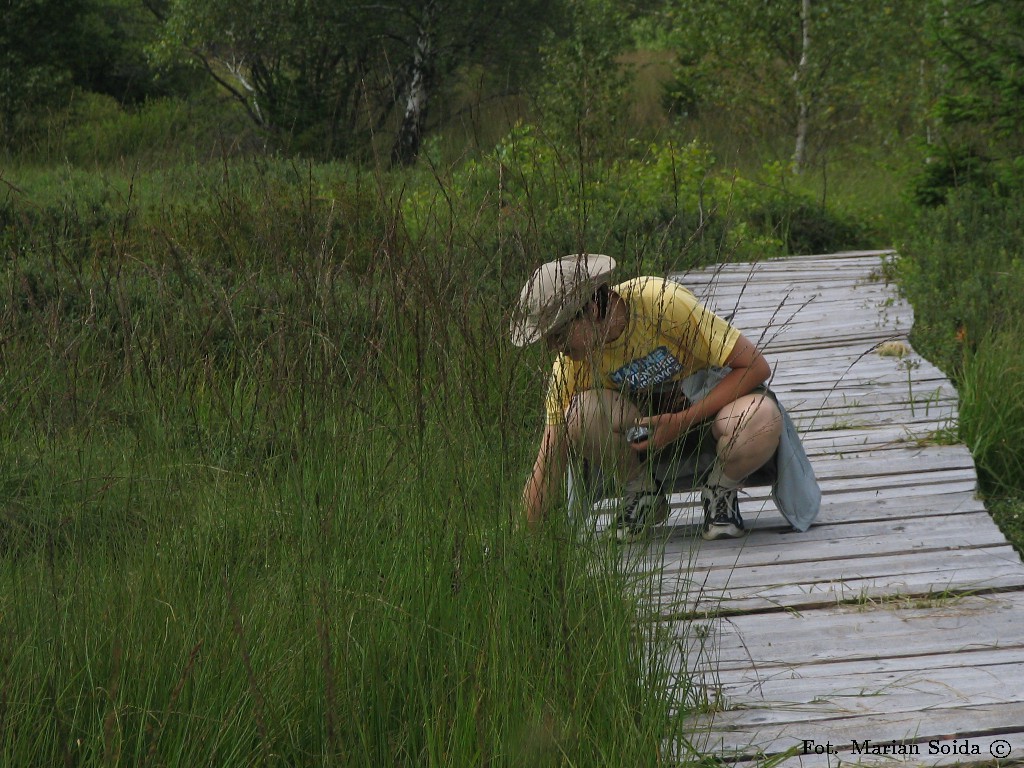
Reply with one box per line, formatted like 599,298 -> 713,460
625,425 -> 650,444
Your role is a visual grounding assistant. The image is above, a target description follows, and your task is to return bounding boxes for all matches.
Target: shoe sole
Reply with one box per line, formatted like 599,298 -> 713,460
702,524 -> 746,541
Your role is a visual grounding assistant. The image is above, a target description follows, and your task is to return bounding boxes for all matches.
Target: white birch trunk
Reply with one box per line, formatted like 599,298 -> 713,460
392,1 -> 438,166
793,0 -> 812,173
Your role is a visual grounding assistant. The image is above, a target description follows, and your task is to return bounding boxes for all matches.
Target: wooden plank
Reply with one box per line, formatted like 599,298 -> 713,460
656,545 -> 1023,590
659,497 -> 988,538
726,299 -> 912,321
646,513 -> 1007,570
659,478 -> 983,519
665,567 -> 1024,616
694,704 -> 1024,763
769,738 -> 1024,768
724,305 -> 913,330
770,368 -> 953,390
657,487 -> 987,532
791,409 -> 958,431
806,468 -> 975,493
801,430 -> 960,452
785,392 -> 954,411
703,645 -> 1024,688
767,342 -> 925,365
687,270 -> 892,286
688,257 -> 889,272
714,659 -> 1024,704
693,287 -> 900,307
773,366 -> 949,392
789,405 -> 959,435
675,594 -> 1024,666
601,475 -> 981,517
805,450 -> 976,479
706,669 -> 1024,725
694,267 -> 892,282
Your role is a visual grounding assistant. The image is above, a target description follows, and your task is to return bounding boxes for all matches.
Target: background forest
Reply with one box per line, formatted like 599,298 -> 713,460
2,0 -> 1024,765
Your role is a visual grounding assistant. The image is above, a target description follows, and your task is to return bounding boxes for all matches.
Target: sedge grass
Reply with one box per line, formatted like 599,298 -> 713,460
0,358 -> 690,766
957,324 -> 1024,499
0,159 -> 705,766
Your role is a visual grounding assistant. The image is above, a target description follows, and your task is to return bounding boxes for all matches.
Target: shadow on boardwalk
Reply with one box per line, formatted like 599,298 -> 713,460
640,251 -> 1024,766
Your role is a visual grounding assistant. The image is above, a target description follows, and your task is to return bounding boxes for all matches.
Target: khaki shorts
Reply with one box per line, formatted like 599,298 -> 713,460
567,379 -> 778,511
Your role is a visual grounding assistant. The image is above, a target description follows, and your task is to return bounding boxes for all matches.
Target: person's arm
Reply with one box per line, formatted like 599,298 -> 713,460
522,423 -> 569,527
631,334 -> 771,453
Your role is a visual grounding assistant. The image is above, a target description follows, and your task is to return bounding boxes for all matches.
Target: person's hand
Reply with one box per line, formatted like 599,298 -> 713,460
627,411 -> 686,453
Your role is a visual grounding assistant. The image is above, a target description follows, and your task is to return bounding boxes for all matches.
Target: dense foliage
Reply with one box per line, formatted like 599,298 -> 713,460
0,157 -> 695,765
0,0 -> 940,169
3,0 -> 1024,763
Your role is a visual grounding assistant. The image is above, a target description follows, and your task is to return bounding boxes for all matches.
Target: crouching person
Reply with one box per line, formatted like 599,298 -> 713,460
510,253 -> 820,540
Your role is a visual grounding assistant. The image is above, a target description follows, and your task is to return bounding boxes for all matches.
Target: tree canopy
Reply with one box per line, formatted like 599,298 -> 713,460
660,0 -> 928,170
154,0 -> 567,163
4,0 -> 1023,172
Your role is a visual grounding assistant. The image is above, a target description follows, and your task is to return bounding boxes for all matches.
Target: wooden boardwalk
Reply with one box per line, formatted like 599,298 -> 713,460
645,251 -> 1024,765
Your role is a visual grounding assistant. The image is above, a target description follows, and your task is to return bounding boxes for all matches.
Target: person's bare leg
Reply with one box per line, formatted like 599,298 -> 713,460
566,389 -> 667,537
709,393 -> 782,486
702,393 -> 782,540
565,388 -> 646,487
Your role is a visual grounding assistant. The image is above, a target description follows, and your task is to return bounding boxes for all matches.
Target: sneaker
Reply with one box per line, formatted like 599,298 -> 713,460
701,486 -> 745,540
610,491 -> 669,541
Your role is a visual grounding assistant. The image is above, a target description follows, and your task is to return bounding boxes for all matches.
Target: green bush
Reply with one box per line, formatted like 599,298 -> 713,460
958,325 -> 1024,497
896,187 -> 1024,375
732,162 -> 873,256
910,145 -> 995,208
898,186 -> 1024,522
13,91 -> 255,167
404,124 -> 859,281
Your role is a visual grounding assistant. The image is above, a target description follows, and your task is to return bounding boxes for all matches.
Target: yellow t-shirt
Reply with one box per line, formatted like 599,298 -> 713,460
544,277 -> 741,425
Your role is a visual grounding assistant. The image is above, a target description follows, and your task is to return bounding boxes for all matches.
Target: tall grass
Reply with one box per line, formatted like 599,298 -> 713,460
0,156 -> 705,766
957,324 -> 1024,497
1,126 -> 896,764
896,188 -> 1024,496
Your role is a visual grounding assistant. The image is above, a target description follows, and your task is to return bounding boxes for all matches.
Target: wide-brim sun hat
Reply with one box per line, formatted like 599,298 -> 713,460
509,253 -> 617,347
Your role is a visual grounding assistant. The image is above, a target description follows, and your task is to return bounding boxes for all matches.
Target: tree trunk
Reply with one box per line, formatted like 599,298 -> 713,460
793,0 -> 811,173
391,2 -> 438,167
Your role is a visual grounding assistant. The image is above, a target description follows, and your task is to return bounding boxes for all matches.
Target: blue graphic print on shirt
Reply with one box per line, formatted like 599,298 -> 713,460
609,346 -> 684,391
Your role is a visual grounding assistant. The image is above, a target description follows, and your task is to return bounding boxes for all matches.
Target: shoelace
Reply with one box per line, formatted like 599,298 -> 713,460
707,491 -> 737,524
623,494 -> 646,524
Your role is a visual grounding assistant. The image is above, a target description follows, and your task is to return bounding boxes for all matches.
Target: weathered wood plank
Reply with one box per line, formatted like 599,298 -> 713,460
703,645 -> 1024,688
655,545 -> 1024,598
661,492 -> 988,535
660,476 -> 983,518
675,593 -> 1024,668
646,512 -> 1006,570
693,704 -> 1024,764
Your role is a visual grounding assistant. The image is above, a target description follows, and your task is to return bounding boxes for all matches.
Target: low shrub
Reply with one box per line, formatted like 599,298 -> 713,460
895,187 -> 1024,376
19,90 -> 255,167
958,325 -> 1024,497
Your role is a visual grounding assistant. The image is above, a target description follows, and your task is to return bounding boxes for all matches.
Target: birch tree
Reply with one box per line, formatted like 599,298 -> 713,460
156,0 -> 561,163
663,0 -> 927,171
792,0 -> 811,171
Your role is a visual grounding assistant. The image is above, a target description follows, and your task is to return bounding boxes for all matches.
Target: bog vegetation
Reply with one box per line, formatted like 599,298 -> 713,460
2,0 -> 1023,764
